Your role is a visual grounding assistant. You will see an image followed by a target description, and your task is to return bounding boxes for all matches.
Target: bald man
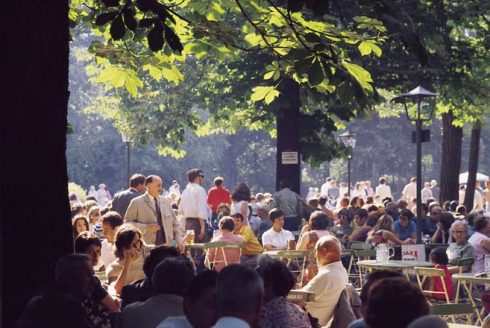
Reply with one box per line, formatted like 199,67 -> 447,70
300,235 -> 348,326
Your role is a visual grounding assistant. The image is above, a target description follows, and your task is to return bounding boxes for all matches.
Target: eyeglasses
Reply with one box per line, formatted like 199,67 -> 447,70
453,230 -> 466,234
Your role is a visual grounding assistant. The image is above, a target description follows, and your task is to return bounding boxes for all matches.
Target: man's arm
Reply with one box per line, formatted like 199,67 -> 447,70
124,200 -> 150,233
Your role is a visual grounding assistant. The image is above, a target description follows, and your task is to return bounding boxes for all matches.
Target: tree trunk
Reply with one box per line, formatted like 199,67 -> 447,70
464,121 -> 482,210
276,77 -> 301,195
440,111 -> 463,202
1,1 -> 73,326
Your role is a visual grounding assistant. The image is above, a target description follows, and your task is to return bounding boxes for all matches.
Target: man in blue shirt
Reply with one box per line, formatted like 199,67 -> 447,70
393,209 -> 416,242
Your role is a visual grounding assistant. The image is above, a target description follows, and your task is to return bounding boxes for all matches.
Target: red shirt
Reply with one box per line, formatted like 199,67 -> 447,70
207,186 -> 232,213
431,264 -> 454,301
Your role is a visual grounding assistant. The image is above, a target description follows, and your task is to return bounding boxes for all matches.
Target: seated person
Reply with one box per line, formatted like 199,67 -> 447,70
446,220 -> 474,273
74,232 -> 119,327
367,214 -> 412,246
393,209 -> 416,242
106,225 -> 151,295
262,208 -> 295,251
121,245 -> 180,308
120,257 -> 194,328
365,277 -> 429,328
156,270 -> 218,328
17,254 -> 94,328
427,247 -> 454,301
231,212 -> 263,268
205,216 -> 243,271
332,208 -> 354,241
431,212 -> 455,244
300,235 -> 348,326
350,209 -> 375,243
100,211 -> 124,271
256,255 -> 311,328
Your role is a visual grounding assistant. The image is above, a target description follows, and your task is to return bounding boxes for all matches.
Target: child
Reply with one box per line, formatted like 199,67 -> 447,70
429,247 -> 454,301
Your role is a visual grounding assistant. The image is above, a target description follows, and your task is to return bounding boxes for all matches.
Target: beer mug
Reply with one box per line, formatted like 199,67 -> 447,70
186,230 -> 195,244
376,243 -> 394,263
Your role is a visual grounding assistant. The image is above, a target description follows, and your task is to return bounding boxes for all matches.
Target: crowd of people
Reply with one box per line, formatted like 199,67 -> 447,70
17,171 -> 490,327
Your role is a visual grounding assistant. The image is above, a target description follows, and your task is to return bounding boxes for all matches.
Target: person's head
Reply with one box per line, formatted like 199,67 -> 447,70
350,196 -> 364,208
439,212 -> 455,232
398,209 -> 414,229
232,182 -> 251,202
309,211 -> 329,230
114,225 -> 143,259
256,255 -> 296,303
318,195 -> 328,206
367,211 -> 381,227
268,208 -> 285,230
143,245 -> 180,279
308,198 -> 320,208
74,231 -> 102,267
450,220 -> 469,245
365,277 -> 429,328
101,211 -> 124,243
55,254 -> 94,300
379,177 -> 386,185
72,215 -> 89,238
354,208 -> 369,227
455,205 -> 467,217
130,173 -> 146,192
360,270 -> 404,316
145,175 -> 163,197
338,208 -> 352,227
187,168 -> 204,184
424,181 -> 431,189
216,203 -> 231,216
256,206 -> 268,219
430,247 -> 449,265
397,199 -> 408,210
214,176 -> 224,187
185,270 -> 218,328
315,235 -> 341,266
231,212 -> 245,231
474,214 -> 490,234
218,216 -> 235,232
215,264 -> 264,326
373,214 -> 393,232
339,197 -> 350,208
152,257 -> 195,295
87,206 -> 101,225
429,205 -> 443,221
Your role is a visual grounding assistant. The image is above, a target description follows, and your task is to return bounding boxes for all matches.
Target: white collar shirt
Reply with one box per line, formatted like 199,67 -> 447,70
178,183 -> 208,220
261,228 -> 294,249
301,260 -> 348,326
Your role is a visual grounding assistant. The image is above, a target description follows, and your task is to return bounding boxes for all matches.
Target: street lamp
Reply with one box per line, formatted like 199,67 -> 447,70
339,131 -> 357,198
392,86 -> 436,243
121,132 -> 133,187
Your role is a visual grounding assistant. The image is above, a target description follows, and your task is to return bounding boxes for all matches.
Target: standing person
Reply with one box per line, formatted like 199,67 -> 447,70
271,179 -> 303,233
320,177 -> 331,197
231,182 -> 252,225
431,180 -> 440,201
125,175 -> 183,249
207,176 -> 232,226
375,177 -> 392,204
402,177 -> 417,202
327,180 -> 340,205
421,182 -> 433,204
97,184 -> 112,208
168,180 -> 181,196
112,174 -> 146,218
179,168 -> 209,243
365,180 -> 375,197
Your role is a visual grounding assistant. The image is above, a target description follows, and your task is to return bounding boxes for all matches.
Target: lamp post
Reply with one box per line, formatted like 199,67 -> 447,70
121,132 -> 133,187
339,131 -> 357,199
392,86 -> 436,243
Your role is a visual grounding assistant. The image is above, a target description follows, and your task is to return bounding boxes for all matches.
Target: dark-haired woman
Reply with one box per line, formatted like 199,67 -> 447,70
256,255 -> 311,328
73,215 -> 90,240
231,182 -> 252,226
106,225 -> 150,295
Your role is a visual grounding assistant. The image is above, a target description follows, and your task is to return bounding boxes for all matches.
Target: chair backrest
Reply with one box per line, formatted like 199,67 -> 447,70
414,267 -> 450,303
429,303 -> 474,316
204,241 -> 243,271
287,290 -> 315,302
455,257 -> 474,273
350,242 -> 371,251
277,250 -> 308,287
276,250 -> 308,259
354,249 -> 376,258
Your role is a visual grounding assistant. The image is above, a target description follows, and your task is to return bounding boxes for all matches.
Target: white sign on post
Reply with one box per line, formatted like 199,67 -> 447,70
281,151 -> 299,165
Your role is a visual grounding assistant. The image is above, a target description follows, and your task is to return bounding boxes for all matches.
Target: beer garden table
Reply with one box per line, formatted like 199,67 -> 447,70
356,260 -> 433,278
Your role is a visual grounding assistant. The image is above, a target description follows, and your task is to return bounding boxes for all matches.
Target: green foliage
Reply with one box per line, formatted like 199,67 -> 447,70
68,182 -> 87,202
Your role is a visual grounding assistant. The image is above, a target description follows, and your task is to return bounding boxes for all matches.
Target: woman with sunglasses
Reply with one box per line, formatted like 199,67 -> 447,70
106,225 -> 151,295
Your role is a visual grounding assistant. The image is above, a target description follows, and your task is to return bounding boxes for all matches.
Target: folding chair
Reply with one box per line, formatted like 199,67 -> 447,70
348,245 -> 376,289
203,241 -> 242,271
429,303 -> 475,325
276,250 -> 308,287
453,257 -> 475,302
414,267 -> 452,304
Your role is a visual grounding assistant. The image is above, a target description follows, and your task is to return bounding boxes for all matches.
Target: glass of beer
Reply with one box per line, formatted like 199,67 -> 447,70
186,230 -> 195,244
288,239 -> 296,250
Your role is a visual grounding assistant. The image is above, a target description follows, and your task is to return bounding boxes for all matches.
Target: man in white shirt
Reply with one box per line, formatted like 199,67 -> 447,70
100,211 -> 124,269
421,181 -> 433,203
375,177 -> 392,202
212,265 -> 264,328
168,180 -> 181,196
179,169 -> 208,243
402,177 -> 417,202
320,177 -> 331,197
300,235 -> 348,326
261,208 -> 295,250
